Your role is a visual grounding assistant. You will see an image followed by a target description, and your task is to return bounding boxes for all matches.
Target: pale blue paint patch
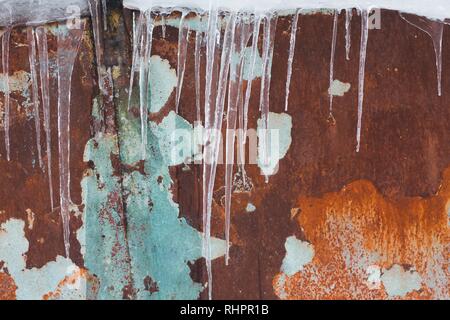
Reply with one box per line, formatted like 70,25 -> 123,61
153,110 -> 193,166
275,274 -> 288,299
231,47 -> 263,81
246,203 -> 256,213
165,16 -> 208,33
281,235 -> 314,276
0,219 -> 83,300
257,112 -> 292,177
328,79 -> 351,96
381,264 -> 422,298
81,132 -> 132,299
0,71 -> 33,118
149,55 -> 177,113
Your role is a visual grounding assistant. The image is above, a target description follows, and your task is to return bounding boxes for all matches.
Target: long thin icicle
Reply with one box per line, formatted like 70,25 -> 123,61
259,13 -> 278,181
202,2 -> 220,300
57,21 -> 85,257
194,20 -> 203,123
345,9 -> 352,60
27,27 -> 43,169
329,10 -> 338,116
101,0 -> 108,31
243,15 -> 262,137
175,11 -> 190,114
284,9 -> 300,111
356,9 -> 369,153
89,0 -> 105,90
89,0 -> 114,133
225,12 -> 255,264
138,10 -> 154,159
36,26 -> 54,211
160,11 -> 167,39
2,27 -> 11,161
400,13 -> 443,96
128,11 -> 144,109
236,16 -> 253,174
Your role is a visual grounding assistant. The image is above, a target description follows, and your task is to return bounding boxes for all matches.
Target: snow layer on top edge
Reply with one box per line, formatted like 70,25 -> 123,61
123,0 -> 450,20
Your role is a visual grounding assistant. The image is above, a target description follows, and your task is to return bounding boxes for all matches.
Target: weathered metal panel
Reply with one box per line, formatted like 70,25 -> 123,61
0,3 -> 448,300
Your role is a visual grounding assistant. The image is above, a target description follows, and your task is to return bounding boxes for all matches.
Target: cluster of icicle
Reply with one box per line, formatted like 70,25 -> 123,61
126,3 -> 450,299
0,0 -> 448,300
0,3 -> 86,258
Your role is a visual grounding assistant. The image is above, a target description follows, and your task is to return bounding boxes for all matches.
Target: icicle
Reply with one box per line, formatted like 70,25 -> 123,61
101,0 -> 108,31
220,12 -> 240,266
202,3 -> 220,301
329,10 -> 338,117
259,12 -> 278,182
128,11 -> 144,109
2,27 -> 11,161
27,27 -> 43,169
194,21 -> 203,123
36,26 -> 54,211
356,9 -> 369,153
57,21 -> 85,257
345,9 -> 352,60
235,15 -> 253,174
400,13 -> 443,96
89,0 -> 105,85
284,9 -> 300,112
243,15 -> 262,137
89,0 -> 114,133
175,11 -> 191,114
138,10 -> 154,159
160,11 -> 167,39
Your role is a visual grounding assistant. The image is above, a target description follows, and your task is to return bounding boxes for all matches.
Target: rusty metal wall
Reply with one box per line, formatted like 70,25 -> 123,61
0,2 -> 448,299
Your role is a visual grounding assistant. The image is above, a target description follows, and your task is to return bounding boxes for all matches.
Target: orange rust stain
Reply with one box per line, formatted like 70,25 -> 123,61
0,271 -> 17,300
274,167 -> 450,300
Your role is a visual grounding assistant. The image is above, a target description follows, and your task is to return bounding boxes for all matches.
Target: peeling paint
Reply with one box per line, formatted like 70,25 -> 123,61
82,132 -> 132,299
381,264 -> 422,298
149,55 -> 177,113
0,71 -> 30,93
117,55 -> 226,299
257,112 -> 292,177
0,219 -> 84,300
273,167 -> 450,299
281,236 -> 314,276
328,79 -> 351,96
245,203 -> 256,213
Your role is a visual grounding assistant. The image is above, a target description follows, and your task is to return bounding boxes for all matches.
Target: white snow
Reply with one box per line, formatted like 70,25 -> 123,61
124,0 -> 450,21
0,0 -> 89,27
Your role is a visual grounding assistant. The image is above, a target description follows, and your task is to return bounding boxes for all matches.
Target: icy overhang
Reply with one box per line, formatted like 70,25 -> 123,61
124,0 -> 450,21
0,0 -> 89,27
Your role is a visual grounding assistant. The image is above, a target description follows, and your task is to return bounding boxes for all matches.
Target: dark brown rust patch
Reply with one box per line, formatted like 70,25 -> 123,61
0,21 -> 94,269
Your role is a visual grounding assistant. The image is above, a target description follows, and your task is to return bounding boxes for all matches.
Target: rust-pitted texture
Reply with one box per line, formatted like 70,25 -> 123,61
0,22 -> 94,268
0,271 -> 16,300
175,10 -> 450,299
273,166 -> 450,299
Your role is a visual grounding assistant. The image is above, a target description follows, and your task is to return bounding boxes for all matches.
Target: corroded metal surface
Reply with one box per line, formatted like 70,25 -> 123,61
0,4 -> 448,300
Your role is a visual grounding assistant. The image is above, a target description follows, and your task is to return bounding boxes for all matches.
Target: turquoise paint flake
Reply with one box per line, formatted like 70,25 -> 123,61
149,56 -> 177,113
0,219 -> 83,300
115,54 -> 222,299
82,132 -> 132,299
123,113 -> 204,299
